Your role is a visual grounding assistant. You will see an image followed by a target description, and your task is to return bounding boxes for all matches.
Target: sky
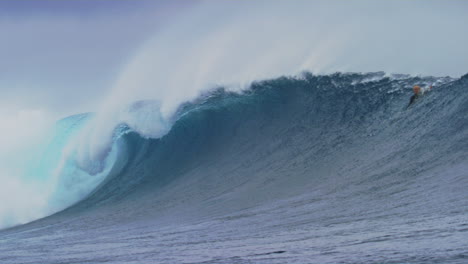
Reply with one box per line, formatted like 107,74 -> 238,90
0,0 -> 467,118
0,0 -> 194,117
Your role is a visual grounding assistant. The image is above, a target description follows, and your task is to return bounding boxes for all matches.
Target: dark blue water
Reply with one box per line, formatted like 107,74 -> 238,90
1,72 -> 467,263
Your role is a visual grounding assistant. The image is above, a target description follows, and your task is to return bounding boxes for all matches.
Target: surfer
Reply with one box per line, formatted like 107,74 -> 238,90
408,85 -> 421,107
407,84 -> 432,108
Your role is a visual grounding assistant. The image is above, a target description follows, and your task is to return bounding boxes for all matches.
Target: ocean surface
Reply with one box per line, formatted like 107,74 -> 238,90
0,72 -> 467,263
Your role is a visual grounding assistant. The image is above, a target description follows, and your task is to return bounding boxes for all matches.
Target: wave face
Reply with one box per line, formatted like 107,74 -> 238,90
1,72 -> 467,263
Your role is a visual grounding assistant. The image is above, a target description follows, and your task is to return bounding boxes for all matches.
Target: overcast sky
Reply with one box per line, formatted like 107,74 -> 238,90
0,0 -> 194,116
1,0 -> 467,118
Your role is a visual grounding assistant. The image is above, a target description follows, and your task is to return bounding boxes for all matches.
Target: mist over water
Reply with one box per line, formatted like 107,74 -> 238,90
0,110 -> 52,227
